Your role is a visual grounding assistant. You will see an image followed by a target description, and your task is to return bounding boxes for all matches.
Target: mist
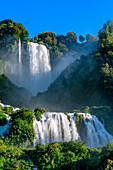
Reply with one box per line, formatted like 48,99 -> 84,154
0,36 -> 98,97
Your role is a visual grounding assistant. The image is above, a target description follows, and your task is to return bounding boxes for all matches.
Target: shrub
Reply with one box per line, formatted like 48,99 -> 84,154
35,111 -> 41,121
34,107 -> 49,121
9,107 -> 35,147
0,112 -> 7,126
3,106 -> 13,115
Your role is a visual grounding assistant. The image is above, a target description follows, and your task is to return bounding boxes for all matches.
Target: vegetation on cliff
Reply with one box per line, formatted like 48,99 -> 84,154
95,19 -> 113,98
0,112 -> 7,126
30,31 -> 98,66
0,19 -> 28,41
34,107 -> 49,121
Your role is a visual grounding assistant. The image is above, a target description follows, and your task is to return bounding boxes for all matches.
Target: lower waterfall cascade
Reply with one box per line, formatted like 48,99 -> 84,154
33,112 -> 113,148
0,101 -> 113,148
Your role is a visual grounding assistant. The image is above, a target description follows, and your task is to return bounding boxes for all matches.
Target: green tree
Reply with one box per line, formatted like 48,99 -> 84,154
79,35 -> 85,42
86,34 -> 96,42
98,19 -> 113,55
0,19 -> 29,41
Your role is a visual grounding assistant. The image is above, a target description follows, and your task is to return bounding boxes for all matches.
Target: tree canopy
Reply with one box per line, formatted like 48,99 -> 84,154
0,19 -> 29,41
95,19 -> 113,97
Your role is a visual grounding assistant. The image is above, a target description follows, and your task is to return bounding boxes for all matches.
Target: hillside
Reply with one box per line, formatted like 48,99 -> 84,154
0,74 -> 32,107
28,54 -> 106,111
26,20 -> 113,112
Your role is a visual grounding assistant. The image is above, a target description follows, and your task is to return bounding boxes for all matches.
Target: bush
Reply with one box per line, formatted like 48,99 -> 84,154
35,111 -> 41,121
0,19 -> 29,41
0,112 -> 7,126
82,106 -> 90,114
34,107 -> 49,121
2,106 -> 13,115
9,107 -> 35,147
34,107 -> 48,114
25,141 -> 96,169
0,139 -> 34,169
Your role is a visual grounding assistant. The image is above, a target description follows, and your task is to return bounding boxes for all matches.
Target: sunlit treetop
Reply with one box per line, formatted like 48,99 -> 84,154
0,19 -> 29,41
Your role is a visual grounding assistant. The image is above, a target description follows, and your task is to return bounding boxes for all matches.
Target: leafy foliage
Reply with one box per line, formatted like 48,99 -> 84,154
0,139 -> 34,169
86,34 -> 97,42
0,138 -> 113,170
0,112 -> 7,126
95,19 -> 113,98
9,107 -> 35,147
25,140 -> 113,170
79,35 -> 85,42
2,106 -> 13,115
30,31 -> 78,66
34,107 -> 49,121
0,19 -> 28,41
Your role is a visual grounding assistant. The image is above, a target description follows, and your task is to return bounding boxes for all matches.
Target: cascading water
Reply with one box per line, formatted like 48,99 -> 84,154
18,38 -> 22,86
28,42 -> 52,95
0,101 -> 112,148
4,38 -> 23,87
33,112 -> 113,148
0,103 -> 20,136
4,42 -> 52,95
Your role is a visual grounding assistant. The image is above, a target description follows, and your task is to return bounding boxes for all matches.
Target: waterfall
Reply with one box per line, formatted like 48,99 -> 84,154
0,103 -> 19,136
4,41 -> 52,95
28,42 -> 52,95
33,112 -> 113,148
19,38 -> 22,65
18,38 -> 22,86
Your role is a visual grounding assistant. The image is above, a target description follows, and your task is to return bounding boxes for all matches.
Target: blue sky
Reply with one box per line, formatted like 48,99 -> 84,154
0,0 -> 113,38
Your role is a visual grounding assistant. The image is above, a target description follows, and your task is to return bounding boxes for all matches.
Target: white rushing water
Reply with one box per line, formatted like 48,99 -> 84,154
0,103 -> 20,136
28,42 -> 52,94
4,41 -> 79,95
33,112 -> 113,148
4,42 -> 52,95
0,102 -> 113,148
18,38 -> 22,86
19,38 -> 22,66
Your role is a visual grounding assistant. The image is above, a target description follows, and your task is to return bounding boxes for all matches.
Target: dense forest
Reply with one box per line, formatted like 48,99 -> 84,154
0,19 -> 113,169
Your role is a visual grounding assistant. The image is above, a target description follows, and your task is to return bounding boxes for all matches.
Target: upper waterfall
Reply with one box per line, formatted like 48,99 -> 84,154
18,38 -> 22,86
4,42 -> 52,95
28,42 -> 52,94
19,38 -> 22,65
